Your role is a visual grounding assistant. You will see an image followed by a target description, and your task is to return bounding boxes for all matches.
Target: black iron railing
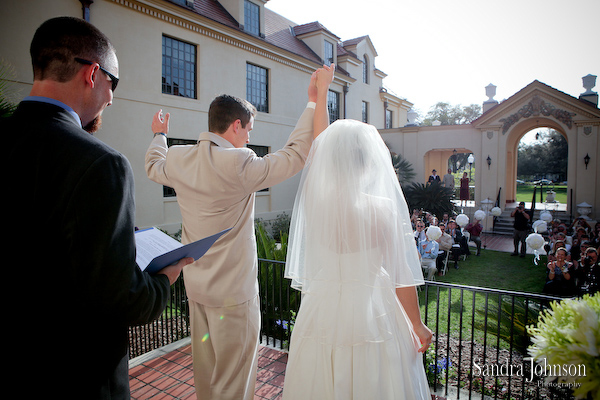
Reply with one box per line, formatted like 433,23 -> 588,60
128,260 -> 569,399
421,281 -> 565,400
128,278 -> 190,358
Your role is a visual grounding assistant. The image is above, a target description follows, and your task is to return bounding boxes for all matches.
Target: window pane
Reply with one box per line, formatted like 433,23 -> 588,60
324,40 -> 334,65
244,0 -> 260,35
162,35 -> 196,99
163,138 -> 197,197
327,90 -> 339,124
246,63 -> 269,113
247,145 -> 270,192
386,109 -> 393,129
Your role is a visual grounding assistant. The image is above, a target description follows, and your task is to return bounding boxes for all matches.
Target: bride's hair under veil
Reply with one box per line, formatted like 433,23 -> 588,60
285,119 -> 424,292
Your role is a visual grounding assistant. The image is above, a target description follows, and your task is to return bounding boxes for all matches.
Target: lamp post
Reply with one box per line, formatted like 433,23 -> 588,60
468,153 -> 474,180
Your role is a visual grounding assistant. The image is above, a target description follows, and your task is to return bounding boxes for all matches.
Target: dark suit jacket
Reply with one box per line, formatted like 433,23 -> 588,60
428,175 -> 441,183
3,101 -> 171,399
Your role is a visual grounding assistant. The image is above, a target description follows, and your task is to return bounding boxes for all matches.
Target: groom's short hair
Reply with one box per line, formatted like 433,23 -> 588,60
208,94 -> 257,134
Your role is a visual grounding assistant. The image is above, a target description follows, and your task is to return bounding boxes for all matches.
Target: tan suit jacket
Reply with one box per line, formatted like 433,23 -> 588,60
146,105 -> 315,307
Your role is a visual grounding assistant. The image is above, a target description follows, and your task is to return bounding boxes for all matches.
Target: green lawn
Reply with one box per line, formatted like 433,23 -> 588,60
418,248 -> 550,352
516,184 -> 567,204
434,248 -> 548,292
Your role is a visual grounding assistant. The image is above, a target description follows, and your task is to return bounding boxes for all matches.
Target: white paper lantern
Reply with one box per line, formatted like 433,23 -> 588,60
456,214 -> 469,227
474,210 -> 486,221
539,211 -> 553,222
426,225 -> 442,241
526,233 -> 545,250
532,220 -> 548,233
526,232 -> 546,265
491,207 -> 502,217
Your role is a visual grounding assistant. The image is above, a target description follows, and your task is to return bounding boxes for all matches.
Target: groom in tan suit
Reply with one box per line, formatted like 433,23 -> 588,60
145,65 -> 334,399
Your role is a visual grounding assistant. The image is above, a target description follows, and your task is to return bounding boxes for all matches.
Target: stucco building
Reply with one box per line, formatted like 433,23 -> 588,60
3,0 -> 599,230
1,0 -> 412,232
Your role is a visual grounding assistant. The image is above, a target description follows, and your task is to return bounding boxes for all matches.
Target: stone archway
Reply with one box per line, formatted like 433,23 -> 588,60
504,117 -> 569,205
381,79 -> 600,221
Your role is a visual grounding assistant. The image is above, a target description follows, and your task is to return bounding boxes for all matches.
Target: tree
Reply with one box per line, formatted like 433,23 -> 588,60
517,129 -> 567,181
420,102 -> 482,126
391,153 -> 416,187
403,181 -> 455,219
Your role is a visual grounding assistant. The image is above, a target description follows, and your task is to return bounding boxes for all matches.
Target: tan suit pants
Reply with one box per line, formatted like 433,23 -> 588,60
190,296 -> 260,400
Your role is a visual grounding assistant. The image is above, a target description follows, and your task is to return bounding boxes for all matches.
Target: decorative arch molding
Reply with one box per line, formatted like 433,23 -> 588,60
499,94 -> 576,134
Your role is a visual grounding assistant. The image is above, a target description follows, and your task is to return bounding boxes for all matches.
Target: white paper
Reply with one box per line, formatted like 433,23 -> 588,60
135,228 -> 182,270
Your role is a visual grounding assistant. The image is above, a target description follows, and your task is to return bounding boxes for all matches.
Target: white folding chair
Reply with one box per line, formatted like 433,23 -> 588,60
441,251 -> 450,276
461,229 -> 470,260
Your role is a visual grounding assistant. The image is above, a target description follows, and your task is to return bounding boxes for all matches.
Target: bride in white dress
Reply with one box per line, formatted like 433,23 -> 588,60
283,119 -> 432,399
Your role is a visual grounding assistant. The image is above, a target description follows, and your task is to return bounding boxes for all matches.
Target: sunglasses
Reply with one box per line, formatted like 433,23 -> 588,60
75,57 -> 119,92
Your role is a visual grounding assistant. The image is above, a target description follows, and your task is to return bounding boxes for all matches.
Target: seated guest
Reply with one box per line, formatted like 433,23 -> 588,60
410,209 -> 421,228
447,220 -> 465,269
570,235 -> 590,268
419,227 -> 439,280
579,247 -> 599,295
547,239 -> 568,263
414,219 -> 426,246
543,247 -> 576,297
570,217 -> 591,236
424,212 -> 437,227
440,213 -> 450,226
436,223 -> 453,274
465,218 -> 483,256
590,223 -> 600,249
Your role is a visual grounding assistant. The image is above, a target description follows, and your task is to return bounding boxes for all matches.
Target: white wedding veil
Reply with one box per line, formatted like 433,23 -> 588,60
285,119 -> 424,292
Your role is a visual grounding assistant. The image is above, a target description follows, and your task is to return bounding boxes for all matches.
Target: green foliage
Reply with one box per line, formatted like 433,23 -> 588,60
255,219 -> 299,350
255,219 -> 287,261
403,181 -> 455,219
269,212 -> 291,243
0,59 -> 18,118
528,294 -> 600,399
391,153 -> 416,186
474,296 -> 541,354
517,129 -> 567,181
420,102 -> 482,126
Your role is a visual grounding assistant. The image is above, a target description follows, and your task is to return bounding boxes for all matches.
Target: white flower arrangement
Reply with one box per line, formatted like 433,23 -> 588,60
426,225 -> 442,241
491,206 -> 502,217
528,295 -> 600,399
456,213 -> 469,227
526,232 -> 546,264
474,209 -> 486,221
532,220 -> 548,233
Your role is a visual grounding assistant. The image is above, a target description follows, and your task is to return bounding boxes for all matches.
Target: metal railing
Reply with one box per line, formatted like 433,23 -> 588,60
128,278 -> 190,358
128,260 -> 569,399
422,281 -> 565,400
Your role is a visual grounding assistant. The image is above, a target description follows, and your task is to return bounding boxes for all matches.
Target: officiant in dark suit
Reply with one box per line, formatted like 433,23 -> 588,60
2,16 -> 192,399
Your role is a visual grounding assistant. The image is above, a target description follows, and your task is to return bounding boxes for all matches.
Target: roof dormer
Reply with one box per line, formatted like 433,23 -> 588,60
293,22 -> 340,65
220,0 -> 267,37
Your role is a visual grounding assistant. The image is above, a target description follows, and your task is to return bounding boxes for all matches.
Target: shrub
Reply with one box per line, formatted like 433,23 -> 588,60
403,181 -> 455,219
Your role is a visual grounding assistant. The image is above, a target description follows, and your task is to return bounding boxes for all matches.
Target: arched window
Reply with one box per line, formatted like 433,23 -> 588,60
362,55 -> 369,84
